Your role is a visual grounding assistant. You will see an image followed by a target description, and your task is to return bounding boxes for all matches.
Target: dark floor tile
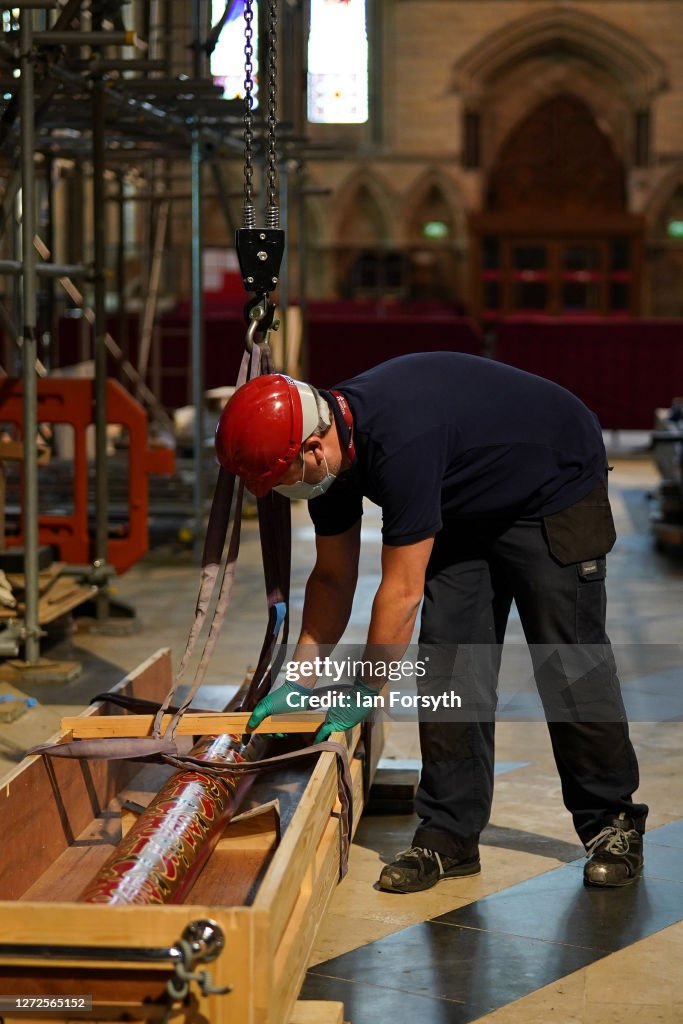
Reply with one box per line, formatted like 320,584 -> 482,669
435,866 -> 683,951
306,920 -> 598,1021
301,973 -> 468,1024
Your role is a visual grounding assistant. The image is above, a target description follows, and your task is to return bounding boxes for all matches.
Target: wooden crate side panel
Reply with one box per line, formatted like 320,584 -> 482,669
0,966 -> 169,1009
0,901 -> 252,1024
290,1003 -> 344,1024
249,909 -> 272,1024
269,817 -> 341,1024
0,649 -> 172,900
348,754 -> 365,834
252,752 -> 337,952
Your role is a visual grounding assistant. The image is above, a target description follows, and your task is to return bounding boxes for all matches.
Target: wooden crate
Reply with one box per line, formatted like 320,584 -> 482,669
0,649 -> 365,1024
0,562 -> 97,625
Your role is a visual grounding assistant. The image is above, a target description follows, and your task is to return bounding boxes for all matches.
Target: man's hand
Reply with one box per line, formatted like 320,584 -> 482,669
314,679 -> 378,743
247,680 -> 314,729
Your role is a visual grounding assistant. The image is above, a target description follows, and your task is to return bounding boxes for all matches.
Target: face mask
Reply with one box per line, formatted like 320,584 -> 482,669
274,454 -> 336,500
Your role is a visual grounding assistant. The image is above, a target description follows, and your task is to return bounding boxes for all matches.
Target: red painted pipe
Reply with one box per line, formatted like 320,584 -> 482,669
79,734 -> 256,905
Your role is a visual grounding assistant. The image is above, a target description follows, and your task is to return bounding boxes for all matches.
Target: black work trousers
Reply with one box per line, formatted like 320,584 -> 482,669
412,516 -> 648,857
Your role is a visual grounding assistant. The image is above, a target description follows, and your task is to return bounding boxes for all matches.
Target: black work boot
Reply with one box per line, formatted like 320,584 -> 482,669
583,813 -> 644,887
378,845 -> 481,894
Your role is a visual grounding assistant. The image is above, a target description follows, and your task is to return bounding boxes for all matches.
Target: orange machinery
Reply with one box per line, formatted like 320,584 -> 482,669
0,377 -> 175,574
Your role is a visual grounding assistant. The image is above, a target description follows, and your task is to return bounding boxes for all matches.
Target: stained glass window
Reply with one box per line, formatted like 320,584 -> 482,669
210,0 -> 259,103
307,0 -> 368,124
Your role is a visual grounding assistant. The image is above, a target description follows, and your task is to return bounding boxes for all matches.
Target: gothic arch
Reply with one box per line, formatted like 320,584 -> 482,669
401,171 -> 464,244
452,7 -> 667,107
395,172 -> 466,303
643,164 -> 683,228
452,8 -> 668,192
483,59 -> 630,169
331,172 -> 399,299
487,95 -> 626,215
643,176 -> 683,315
333,172 -> 394,246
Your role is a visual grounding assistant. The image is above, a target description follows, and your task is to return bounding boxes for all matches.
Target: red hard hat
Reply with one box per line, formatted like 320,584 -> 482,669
215,374 -> 326,496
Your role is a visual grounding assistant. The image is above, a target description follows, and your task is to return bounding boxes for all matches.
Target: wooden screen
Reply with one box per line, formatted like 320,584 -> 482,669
471,95 -> 643,319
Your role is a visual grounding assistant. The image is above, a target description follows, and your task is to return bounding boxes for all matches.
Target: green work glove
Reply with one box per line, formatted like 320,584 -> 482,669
247,680 -> 314,730
314,679 -> 378,743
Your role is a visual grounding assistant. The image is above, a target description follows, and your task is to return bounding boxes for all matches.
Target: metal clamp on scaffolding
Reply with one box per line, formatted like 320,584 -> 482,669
235,0 -> 284,351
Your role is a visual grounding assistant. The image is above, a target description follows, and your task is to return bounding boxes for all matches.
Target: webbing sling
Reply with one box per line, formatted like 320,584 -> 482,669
30,735 -> 354,880
151,341 -> 261,741
29,341 -> 354,879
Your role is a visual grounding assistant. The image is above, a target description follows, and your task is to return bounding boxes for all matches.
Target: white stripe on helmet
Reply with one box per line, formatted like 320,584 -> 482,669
287,378 -> 331,441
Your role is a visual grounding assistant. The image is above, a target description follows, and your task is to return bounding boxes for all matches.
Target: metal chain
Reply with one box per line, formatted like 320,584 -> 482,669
265,0 -> 279,228
237,0 -> 283,325
243,0 -> 256,228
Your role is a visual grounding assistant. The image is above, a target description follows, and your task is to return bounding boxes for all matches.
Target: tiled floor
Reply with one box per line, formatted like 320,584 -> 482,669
306,825 -> 683,1023
1,452 -> 682,1023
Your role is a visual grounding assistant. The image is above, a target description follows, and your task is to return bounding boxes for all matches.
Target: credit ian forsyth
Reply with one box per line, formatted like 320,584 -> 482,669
285,691 -> 462,711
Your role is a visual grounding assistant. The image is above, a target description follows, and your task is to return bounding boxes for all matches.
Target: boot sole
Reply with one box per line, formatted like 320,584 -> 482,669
378,859 -> 481,894
583,865 -> 643,888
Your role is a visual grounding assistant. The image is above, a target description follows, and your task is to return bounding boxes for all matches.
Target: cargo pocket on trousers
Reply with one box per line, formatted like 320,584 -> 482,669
575,557 -> 607,644
543,482 -> 617,566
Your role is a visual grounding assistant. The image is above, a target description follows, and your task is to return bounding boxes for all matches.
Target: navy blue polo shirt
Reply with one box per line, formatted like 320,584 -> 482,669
309,352 -> 608,546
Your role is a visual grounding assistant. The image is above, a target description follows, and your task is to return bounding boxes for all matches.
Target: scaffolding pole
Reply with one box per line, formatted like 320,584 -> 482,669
115,171 -> 129,369
191,0 -> 205,557
137,196 -> 170,390
19,6 -> 40,663
92,69 -> 110,619
0,0 -> 310,593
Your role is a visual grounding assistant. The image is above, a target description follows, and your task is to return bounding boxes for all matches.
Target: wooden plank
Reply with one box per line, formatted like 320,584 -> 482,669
0,566 -> 96,623
290,1001 -> 344,1024
253,750 -> 339,953
0,682 -> 31,724
19,765 -> 174,903
61,710 -> 326,738
0,439 -> 50,463
37,579 -> 97,624
19,812 -> 123,903
187,844 -> 275,910
0,899 -> 246,951
216,800 -> 281,853
186,801 -> 282,908
0,902 -> 252,1024
270,816 -> 341,1023
0,649 -> 172,900
6,563 -> 64,593
348,754 -> 365,834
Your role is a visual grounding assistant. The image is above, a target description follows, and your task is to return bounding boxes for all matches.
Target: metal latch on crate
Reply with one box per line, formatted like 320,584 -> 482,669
0,919 -> 231,1013
165,919 -> 231,1002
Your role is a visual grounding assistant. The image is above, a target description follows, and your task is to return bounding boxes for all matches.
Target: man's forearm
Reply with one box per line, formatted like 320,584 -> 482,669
288,571 -> 354,684
358,582 -> 422,689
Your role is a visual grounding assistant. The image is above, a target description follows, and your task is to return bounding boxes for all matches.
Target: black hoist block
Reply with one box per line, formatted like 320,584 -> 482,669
235,228 -> 285,296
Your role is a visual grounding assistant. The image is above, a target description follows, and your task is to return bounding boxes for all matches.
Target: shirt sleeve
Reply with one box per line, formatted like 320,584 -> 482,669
374,431 -> 447,546
307,472 -> 364,536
